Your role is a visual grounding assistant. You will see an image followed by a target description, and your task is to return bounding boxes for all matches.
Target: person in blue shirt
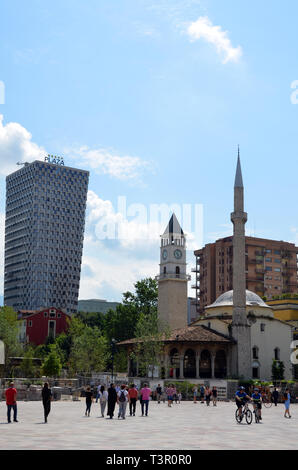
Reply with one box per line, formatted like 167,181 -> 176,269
283,388 -> 291,418
251,388 -> 262,421
235,386 -> 251,420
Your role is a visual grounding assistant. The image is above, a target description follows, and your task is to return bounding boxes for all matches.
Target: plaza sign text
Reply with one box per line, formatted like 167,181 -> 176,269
45,154 -> 65,166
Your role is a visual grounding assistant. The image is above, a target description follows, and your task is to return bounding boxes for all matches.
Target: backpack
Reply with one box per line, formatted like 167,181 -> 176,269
283,392 -> 288,401
119,390 -> 126,402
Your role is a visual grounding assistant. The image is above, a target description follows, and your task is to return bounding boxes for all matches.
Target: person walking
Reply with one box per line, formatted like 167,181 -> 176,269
166,384 -> 175,407
107,383 -> 117,419
193,386 -> 198,403
96,384 -> 101,403
272,388 -> 279,406
42,382 -> 52,423
98,385 -> 108,417
85,386 -> 93,416
155,384 -> 162,404
5,382 -> 18,423
200,385 -> 205,404
283,388 -> 291,418
117,384 -> 129,419
173,386 -> 178,404
128,384 -> 138,416
212,386 -> 218,406
140,383 -> 151,416
205,386 -> 212,406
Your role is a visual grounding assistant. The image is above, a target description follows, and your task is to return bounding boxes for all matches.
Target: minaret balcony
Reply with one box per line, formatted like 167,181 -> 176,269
156,273 -> 191,281
230,211 -> 248,223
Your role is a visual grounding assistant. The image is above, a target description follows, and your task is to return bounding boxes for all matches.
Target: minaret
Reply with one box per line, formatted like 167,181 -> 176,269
230,149 -> 252,378
157,214 -> 189,330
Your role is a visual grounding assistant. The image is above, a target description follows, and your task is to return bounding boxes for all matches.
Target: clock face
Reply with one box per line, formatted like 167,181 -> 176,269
174,249 -> 182,259
162,249 -> 168,260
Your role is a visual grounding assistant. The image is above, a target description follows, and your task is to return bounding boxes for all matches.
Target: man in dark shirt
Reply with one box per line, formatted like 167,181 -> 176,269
272,388 -> 279,406
156,384 -> 162,404
42,382 -> 52,423
107,383 -> 117,419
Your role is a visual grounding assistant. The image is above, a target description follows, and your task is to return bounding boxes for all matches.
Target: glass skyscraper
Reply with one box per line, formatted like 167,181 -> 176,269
4,159 -> 89,314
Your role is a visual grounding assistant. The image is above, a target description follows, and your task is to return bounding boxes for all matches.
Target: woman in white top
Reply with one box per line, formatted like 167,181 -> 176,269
98,385 -> 108,417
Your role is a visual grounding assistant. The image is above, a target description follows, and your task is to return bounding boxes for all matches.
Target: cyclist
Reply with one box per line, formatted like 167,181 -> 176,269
251,388 -> 262,421
235,386 -> 251,421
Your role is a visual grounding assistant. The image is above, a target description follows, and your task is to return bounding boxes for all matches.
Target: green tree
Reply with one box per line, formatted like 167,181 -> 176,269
113,349 -> 129,373
41,345 -> 62,377
123,278 -> 158,315
271,359 -> 285,382
103,277 -> 158,344
132,310 -> 170,378
68,325 -> 108,376
0,306 -> 23,375
74,311 -> 106,330
20,345 -> 39,377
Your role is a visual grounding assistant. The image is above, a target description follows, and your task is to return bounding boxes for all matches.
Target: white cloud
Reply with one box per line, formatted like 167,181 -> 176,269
0,115 -> 153,184
186,16 -> 242,64
79,254 -> 157,301
66,146 -> 154,183
0,115 -> 46,176
86,190 -> 163,248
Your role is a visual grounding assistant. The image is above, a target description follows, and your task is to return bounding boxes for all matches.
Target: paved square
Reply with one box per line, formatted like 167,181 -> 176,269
0,399 -> 296,450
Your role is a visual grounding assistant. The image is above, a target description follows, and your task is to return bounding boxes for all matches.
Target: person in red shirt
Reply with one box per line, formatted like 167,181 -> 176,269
128,383 -> 138,416
5,382 -> 18,423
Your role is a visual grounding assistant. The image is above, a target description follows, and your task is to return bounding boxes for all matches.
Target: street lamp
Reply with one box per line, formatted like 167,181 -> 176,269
111,338 -> 116,383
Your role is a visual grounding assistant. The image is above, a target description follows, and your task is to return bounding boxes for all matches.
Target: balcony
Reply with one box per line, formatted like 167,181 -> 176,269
191,267 -> 200,273
156,273 -> 191,281
255,268 -> 265,274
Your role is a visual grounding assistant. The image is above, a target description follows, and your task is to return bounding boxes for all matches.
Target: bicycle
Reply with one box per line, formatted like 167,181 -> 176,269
235,401 -> 253,424
252,403 -> 261,423
262,394 -> 272,408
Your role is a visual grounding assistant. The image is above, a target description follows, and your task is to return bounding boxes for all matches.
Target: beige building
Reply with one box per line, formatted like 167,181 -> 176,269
156,213 -> 190,330
194,290 -> 293,381
119,155 -> 294,382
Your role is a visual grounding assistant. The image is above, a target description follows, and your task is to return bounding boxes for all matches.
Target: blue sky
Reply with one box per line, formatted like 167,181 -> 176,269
1,0 -> 298,303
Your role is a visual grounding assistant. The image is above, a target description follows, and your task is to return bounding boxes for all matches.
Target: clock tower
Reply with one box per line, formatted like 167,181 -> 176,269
157,214 -> 189,330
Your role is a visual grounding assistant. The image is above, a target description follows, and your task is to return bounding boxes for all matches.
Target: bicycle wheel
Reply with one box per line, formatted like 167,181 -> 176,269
245,409 -> 253,424
263,400 -> 272,408
235,408 -> 242,423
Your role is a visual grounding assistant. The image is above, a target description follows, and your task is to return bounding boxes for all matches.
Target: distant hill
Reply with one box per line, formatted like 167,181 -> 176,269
78,299 -> 120,314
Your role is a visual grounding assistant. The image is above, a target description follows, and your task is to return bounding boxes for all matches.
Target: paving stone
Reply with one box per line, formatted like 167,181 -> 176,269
0,400 -> 296,450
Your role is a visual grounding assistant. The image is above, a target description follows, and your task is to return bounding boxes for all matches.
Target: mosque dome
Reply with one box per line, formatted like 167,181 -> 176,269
206,290 -> 270,309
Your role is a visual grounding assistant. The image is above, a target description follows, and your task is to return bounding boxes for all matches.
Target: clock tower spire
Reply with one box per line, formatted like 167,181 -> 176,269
157,213 -> 189,330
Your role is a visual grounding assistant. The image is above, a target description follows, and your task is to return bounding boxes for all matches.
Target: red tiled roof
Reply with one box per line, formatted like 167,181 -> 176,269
117,324 -> 233,346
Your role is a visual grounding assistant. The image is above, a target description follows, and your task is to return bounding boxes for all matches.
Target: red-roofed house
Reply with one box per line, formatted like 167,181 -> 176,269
18,307 -> 71,346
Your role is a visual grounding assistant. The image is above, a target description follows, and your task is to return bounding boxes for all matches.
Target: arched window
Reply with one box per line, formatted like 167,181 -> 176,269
214,350 -> 227,378
163,266 -> 167,275
274,347 -> 280,361
252,346 -> 259,359
184,349 -> 196,378
199,350 -> 211,378
176,266 -> 180,278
